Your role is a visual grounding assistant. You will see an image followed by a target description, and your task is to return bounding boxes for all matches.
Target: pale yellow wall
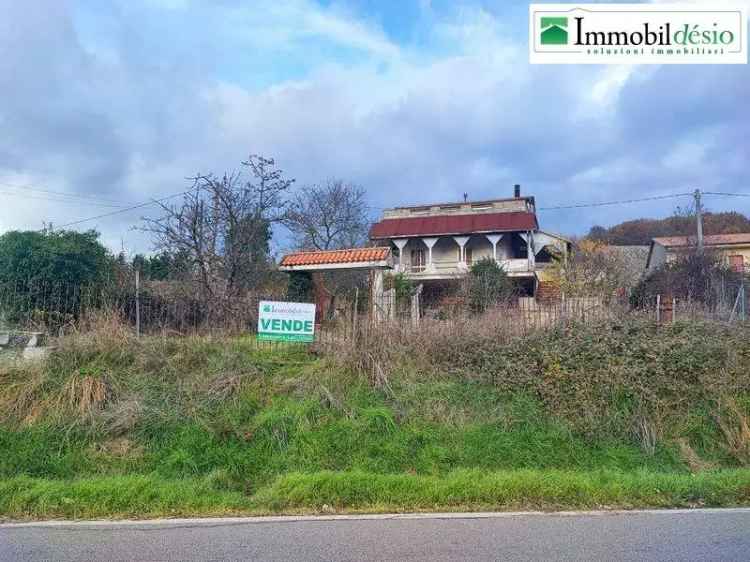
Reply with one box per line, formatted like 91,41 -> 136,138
665,244 -> 750,266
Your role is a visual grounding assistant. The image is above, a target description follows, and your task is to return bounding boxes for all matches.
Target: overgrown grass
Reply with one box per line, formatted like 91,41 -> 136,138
3,469 -> 750,520
1,315 -> 749,518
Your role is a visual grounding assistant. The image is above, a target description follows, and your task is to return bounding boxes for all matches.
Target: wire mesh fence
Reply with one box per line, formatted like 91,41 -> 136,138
0,273 -> 747,348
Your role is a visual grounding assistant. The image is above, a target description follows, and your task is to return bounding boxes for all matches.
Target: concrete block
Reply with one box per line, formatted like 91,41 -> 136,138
23,346 -> 50,362
26,332 -> 43,348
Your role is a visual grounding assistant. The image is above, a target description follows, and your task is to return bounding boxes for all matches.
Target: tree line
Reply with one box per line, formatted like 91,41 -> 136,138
587,208 -> 750,245
0,154 -> 371,298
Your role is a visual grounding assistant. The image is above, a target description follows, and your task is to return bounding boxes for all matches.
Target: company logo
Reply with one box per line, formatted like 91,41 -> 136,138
530,4 -> 747,64
540,17 -> 568,45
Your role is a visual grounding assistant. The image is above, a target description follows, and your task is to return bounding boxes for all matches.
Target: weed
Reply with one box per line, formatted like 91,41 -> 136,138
714,398 -> 750,466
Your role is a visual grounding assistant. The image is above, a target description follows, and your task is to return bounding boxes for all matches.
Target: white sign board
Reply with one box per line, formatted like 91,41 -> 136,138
257,301 -> 316,343
530,4 -> 747,64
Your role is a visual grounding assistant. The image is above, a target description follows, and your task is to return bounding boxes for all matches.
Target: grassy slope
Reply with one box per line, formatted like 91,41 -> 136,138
1,319 -> 749,519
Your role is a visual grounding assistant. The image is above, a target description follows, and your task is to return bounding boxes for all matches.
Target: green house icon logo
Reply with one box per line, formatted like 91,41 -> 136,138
540,17 -> 568,45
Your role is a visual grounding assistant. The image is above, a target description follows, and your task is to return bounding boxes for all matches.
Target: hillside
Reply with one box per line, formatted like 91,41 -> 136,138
588,211 -> 750,245
1,317 -> 750,519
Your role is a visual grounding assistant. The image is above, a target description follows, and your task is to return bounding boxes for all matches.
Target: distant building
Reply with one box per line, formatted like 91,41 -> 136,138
646,233 -> 750,273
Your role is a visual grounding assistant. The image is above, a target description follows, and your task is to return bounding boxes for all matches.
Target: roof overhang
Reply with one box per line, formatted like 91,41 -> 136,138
279,259 -> 392,272
279,247 -> 394,272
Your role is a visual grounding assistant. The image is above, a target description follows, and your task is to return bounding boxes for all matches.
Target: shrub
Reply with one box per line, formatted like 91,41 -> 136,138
632,250 -> 742,308
466,258 -> 514,313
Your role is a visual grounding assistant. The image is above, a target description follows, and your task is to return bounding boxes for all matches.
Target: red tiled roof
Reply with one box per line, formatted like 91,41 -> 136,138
653,233 -> 750,248
369,211 -> 538,239
280,247 -> 391,267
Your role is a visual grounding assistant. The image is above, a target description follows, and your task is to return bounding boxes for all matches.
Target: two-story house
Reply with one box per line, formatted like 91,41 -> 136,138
369,186 -> 570,297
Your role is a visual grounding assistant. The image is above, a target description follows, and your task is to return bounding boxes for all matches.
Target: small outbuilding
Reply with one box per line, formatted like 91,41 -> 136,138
279,247 -> 394,321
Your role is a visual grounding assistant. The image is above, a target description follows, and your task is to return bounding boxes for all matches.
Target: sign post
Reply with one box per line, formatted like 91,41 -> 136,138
257,301 -> 316,343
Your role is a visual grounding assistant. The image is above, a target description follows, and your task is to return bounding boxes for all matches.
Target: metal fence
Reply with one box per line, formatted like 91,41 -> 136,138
0,274 -> 747,344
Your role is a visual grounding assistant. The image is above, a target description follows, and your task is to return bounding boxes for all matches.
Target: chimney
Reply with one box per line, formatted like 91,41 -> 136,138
514,184 -> 521,198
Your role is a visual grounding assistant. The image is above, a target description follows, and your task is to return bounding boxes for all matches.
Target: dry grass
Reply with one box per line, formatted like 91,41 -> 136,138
0,365 -> 47,424
99,398 -> 143,436
632,414 -> 659,456
63,374 -> 109,413
320,302 -> 630,384
715,398 -> 750,465
320,311 -> 750,459
676,438 -> 716,473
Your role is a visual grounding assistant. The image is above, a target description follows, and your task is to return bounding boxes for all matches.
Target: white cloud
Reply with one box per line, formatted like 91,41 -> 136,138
0,0 -> 748,250
221,0 -> 400,60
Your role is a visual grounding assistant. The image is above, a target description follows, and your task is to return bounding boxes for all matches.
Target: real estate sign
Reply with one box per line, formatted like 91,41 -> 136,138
257,301 -> 316,342
530,4 -> 747,64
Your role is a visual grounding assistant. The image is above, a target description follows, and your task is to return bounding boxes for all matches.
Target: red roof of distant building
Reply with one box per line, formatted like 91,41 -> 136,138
369,211 -> 538,239
653,233 -> 750,248
280,247 -> 391,267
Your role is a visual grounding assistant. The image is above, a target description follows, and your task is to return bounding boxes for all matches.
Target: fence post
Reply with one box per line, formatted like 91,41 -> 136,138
352,287 -> 359,344
656,294 -> 661,324
672,297 -> 676,324
135,269 -> 141,338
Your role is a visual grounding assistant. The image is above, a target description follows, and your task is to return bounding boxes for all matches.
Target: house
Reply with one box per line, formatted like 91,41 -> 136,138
369,185 -> 571,296
646,233 -> 750,273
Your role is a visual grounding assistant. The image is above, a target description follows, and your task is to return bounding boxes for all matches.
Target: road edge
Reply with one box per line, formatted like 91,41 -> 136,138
3,507 -> 750,529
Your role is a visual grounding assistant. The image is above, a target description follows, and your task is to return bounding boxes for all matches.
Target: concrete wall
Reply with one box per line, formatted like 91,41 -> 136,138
382,198 -> 532,219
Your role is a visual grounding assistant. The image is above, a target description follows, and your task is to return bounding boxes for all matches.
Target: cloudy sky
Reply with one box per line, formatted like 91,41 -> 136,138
0,0 -> 748,255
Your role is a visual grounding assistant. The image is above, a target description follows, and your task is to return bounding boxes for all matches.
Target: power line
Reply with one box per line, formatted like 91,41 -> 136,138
53,189 -> 194,229
0,190 -> 125,209
0,181 -> 128,205
703,191 -> 750,198
34,188 -> 747,232
537,192 -> 692,211
369,192 -> 696,212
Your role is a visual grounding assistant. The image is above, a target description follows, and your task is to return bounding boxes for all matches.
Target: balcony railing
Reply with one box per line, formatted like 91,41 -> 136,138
399,258 -> 533,275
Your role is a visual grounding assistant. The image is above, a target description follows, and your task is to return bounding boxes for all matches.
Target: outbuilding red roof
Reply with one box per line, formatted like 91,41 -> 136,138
369,211 -> 538,239
653,233 -> 750,248
280,247 -> 391,267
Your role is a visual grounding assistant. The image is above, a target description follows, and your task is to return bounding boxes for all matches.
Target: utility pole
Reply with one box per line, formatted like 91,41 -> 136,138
694,189 -> 704,253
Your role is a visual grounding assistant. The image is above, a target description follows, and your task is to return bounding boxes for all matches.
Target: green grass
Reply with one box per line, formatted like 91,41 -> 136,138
2,469 -> 750,520
1,321 -> 749,519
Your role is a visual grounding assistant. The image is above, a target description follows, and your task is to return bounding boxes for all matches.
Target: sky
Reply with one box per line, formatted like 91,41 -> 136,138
0,0 -> 748,256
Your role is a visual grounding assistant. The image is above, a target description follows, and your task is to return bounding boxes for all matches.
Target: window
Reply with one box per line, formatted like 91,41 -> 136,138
729,255 -> 745,273
411,249 -> 425,272
465,248 -> 473,265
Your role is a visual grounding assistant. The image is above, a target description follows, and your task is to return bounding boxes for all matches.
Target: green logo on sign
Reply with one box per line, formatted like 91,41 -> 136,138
541,17 -> 568,45
263,305 -> 272,313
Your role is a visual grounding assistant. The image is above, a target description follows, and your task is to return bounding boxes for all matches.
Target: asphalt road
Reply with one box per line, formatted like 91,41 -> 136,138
2,509 -> 749,561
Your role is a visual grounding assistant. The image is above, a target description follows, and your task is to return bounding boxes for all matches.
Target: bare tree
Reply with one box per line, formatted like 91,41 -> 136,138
141,155 -> 294,298
284,179 -> 370,251
547,240 -> 633,301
